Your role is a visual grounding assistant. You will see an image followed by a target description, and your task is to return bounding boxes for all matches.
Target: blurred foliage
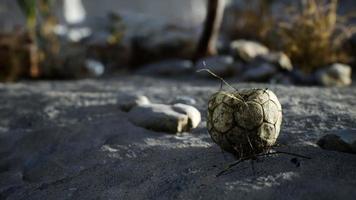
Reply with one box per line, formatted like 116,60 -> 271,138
87,12 -> 128,70
37,0 -> 62,76
228,0 -> 355,73
107,12 -> 125,45
272,0 -> 355,73
0,32 -> 31,81
1,0 -> 62,81
226,0 -> 275,42
17,0 -> 36,29
3,0 -> 355,81
1,1 -> 126,82
15,0 -> 40,78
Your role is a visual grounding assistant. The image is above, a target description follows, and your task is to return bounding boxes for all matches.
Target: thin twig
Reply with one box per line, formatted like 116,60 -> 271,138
197,67 -> 239,92
246,135 -> 256,154
216,150 -> 311,177
216,157 -> 248,177
274,151 -> 312,159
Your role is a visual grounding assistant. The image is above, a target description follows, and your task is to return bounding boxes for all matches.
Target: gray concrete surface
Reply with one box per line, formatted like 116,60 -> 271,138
0,75 -> 355,200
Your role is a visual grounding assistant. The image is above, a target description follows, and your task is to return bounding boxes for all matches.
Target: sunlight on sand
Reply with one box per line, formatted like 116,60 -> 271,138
143,133 -> 212,149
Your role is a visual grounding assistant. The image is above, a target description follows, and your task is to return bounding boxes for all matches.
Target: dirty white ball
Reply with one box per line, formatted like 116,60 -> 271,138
207,89 -> 282,157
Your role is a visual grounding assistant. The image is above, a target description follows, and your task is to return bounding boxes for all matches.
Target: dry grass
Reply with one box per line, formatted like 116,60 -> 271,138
272,0 -> 355,73
10,0 -> 61,80
226,0 -> 275,42
228,0 -> 356,73
0,32 -> 32,82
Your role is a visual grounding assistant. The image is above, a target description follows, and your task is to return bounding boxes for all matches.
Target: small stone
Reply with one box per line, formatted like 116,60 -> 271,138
317,129 -> 356,154
171,96 -> 197,105
242,63 -> 277,82
67,27 -> 92,42
84,59 -> 105,77
254,52 -> 293,71
128,104 -> 189,133
315,63 -> 352,87
172,103 -> 201,129
196,55 -> 235,78
117,94 -> 150,112
230,40 -> 269,62
138,59 -> 193,76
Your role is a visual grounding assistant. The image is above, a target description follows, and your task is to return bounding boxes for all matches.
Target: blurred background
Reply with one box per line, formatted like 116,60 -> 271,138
0,0 -> 355,86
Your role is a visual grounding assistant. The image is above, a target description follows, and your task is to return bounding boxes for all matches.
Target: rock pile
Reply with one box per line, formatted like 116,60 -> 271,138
82,12 -> 353,87
84,13 -> 353,87
134,39 -> 352,87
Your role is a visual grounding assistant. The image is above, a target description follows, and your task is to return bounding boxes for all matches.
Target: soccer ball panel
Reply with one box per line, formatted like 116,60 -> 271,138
234,102 -> 263,130
262,100 -> 279,124
212,104 -> 234,133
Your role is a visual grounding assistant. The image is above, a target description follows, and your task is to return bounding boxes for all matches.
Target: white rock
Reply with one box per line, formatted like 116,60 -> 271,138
85,59 -> 105,77
172,103 -> 201,129
230,40 -> 269,62
242,63 -> 277,82
316,63 -> 352,87
128,104 -> 189,133
255,52 -> 293,71
171,96 -> 197,105
117,94 -> 150,112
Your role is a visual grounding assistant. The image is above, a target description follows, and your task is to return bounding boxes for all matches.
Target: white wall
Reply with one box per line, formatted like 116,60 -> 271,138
80,0 -> 207,27
0,0 -> 207,32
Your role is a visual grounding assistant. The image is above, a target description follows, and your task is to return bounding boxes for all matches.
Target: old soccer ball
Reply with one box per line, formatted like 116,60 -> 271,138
207,89 -> 282,158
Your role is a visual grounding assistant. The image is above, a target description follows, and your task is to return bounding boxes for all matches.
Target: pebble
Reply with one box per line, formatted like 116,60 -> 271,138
242,63 -> 277,82
171,96 -> 197,105
317,129 -> 356,154
315,63 -> 352,87
254,52 -> 293,71
128,104 -> 188,133
230,40 -> 269,62
85,59 -> 105,77
117,94 -> 150,112
172,103 -> 201,129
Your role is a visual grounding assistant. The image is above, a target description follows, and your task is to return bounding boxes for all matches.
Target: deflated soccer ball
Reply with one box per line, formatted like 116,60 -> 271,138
207,88 -> 282,158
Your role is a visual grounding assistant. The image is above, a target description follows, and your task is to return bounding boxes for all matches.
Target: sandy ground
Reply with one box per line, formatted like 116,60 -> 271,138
0,75 -> 355,200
